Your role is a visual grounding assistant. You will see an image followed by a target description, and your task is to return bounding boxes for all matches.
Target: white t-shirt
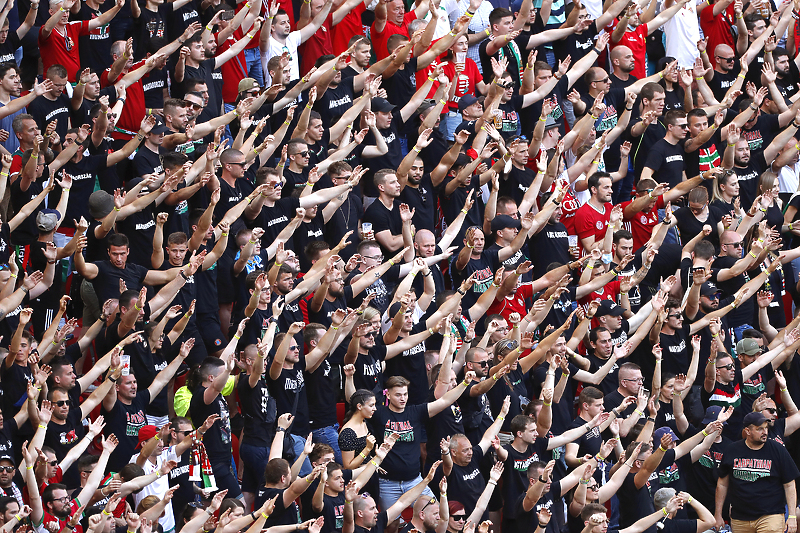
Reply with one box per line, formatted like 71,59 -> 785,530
130,447 -> 179,533
664,0 -> 700,68
262,31 -> 303,84
779,161 -> 800,194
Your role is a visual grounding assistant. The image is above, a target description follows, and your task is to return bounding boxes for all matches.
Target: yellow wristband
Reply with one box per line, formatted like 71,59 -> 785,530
261,513 -> 269,520
738,73 -> 746,79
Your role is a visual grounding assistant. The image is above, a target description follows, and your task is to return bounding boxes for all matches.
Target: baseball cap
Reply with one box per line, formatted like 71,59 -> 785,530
149,118 -> 170,136
653,426 -> 680,443
736,338 -> 761,356
238,78 -> 259,93
36,209 -> 61,233
491,214 -> 521,232
88,190 -> 115,219
702,405 -> 724,425
458,94 -> 481,113
742,411 -> 768,427
595,300 -> 624,317
136,425 -> 159,450
371,97 -> 396,113
700,282 -> 720,297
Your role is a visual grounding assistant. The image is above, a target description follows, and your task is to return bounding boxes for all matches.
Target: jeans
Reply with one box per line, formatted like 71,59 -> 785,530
291,434 -> 313,476
222,103 -> 235,146
312,424 -> 342,464
239,441 -> 270,492
244,48 -> 264,85
378,476 -> 434,511
211,461 -> 242,498
441,112 -> 461,141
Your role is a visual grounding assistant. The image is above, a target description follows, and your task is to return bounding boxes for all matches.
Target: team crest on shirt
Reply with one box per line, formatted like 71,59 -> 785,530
215,339 -> 222,346
596,221 -> 604,230
640,215 -> 648,223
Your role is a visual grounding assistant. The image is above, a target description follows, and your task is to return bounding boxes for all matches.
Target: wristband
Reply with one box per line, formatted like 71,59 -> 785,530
102,511 -> 111,516
221,232 -> 229,237
305,476 -> 313,483
485,28 -> 490,36
206,24 -> 213,31
462,379 -> 470,387
114,207 -> 120,211
465,10 -> 474,16
412,146 -> 421,153
492,374 -> 499,381
658,445 -> 667,452
543,401 -> 551,406
749,251 -> 758,259
25,465 -> 33,470
234,334 -> 241,340
261,513 -> 270,520
497,415 -> 505,421
662,508 -> 669,517
695,76 -> 703,80
738,73 -> 746,79
370,459 -> 380,467
134,303 -> 142,311
0,172 -> 8,177
789,516 -> 797,519
579,479 -> 590,485
359,452 -> 368,459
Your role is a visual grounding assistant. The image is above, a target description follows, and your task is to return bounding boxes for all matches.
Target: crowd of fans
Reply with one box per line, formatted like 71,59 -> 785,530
1,0 -> 800,530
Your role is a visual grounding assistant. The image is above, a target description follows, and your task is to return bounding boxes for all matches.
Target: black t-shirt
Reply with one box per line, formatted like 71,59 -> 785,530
712,255 -> 755,328
101,390 -> 151,472
44,409 -> 85,462
131,4 -> 170,58
384,323 -> 430,405
354,510 -> 388,533
269,359 -> 309,436
658,321 -> 693,377
257,197 -> 301,248
369,404 -> 429,481
62,154 -> 109,224
707,69 -> 738,102
643,139 -> 685,187
363,110 -> 407,196
618,471 -> 659,532
674,206 -> 721,252
317,76 -> 355,126
629,118 -> 667,178
447,444 -> 487,512
91,260 -> 148,306
189,385 -> 233,464
529,221 -> 569,280
27,94 -> 70,139
741,112 -> 780,153
255,487 -> 301,526
238,372 -> 276,448
398,176 -> 436,234
450,248 -> 501,311
719,439 -> 800,520
502,439 -> 548,511
553,22 -> 598,62
501,165 -> 536,206
733,150 -> 768,210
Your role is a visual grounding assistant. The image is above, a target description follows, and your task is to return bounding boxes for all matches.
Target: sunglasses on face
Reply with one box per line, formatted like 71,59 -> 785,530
452,515 -> 466,521
0,466 -> 13,473
716,363 -> 735,370
294,151 -> 310,157
716,56 -> 735,62
474,360 -> 490,367
764,407 -> 777,414
53,400 -> 70,407
667,313 -> 683,319
228,161 -> 246,167
724,241 -> 743,248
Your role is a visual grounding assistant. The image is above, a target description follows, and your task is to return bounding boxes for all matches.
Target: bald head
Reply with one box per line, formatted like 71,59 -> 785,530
610,45 -> 630,62
220,149 -> 244,164
610,46 -> 634,74
414,229 -> 436,257
714,44 -> 735,72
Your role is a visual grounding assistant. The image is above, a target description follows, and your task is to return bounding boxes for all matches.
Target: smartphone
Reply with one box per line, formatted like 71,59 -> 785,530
221,9 -> 235,20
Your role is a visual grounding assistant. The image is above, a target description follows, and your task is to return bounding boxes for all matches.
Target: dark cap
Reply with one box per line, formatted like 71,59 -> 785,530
36,209 -> 61,233
0,455 -> 12,463
510,0 -> 523,12
458,94 -> 481,113
491,214 -> 521,232
702,405 -> 724,425
371,97 -> 396,113
149,118 -> 170,136
544,115 -> 559,130
700,282 -> 720,297
742,411 -> 768,427
595,300 -> 624,317
653,426 -> 680,443
88,190 -> 115,219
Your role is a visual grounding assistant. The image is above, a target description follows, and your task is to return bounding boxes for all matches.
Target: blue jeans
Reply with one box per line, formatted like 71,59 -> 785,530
239,441 -> 270,493
291,434 -> 313,476
222,103 -> 235,146
441,112 -> 461,141
312,424 -> 342,465
244,47 -> 264,85
378,476 -> 434,511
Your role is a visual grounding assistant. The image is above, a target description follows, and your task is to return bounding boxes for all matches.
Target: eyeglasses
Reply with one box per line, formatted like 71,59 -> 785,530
723,241 -> 743,248
622,377 -> 644,383
228,161 -> 246,167
594,78 -> 610,83
716,56 -> 735,62
363,254 -> 383,261
421,497 -> 437,512
689,203 -> 707,213
53,496 -> 70,503
53,400 -> 70,407
452,515 -> 466,521
295,151 -> 310,157
667,313 -> 682,319
0,466 -> 13,473
187,103 -> 203,110
716,363 -> 735,370
764,407 -> 777,414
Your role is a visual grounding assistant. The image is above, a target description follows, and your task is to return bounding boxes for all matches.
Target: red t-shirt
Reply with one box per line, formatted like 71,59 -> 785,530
299,13 -> 333,77
102,60 -> 146,140
216,29 -> 248,103
332,3 -> 366,55
700,3 -> 736,68
578,279 -> 621,307
371,11 -> 416,60
573,201 -> 611,253
236,0 -> 262,50
621,194 -> 664,250
486,283 -> 533,322
39,21 -> 90,82
610,23 -> 647,80
44,499 -> 83,533
434,58 -> 482,111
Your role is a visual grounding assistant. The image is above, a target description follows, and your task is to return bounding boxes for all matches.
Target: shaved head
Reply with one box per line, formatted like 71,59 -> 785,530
220,149 -> 244,164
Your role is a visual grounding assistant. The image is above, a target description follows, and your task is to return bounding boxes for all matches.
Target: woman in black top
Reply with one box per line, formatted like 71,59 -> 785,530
339,388 -> 377,470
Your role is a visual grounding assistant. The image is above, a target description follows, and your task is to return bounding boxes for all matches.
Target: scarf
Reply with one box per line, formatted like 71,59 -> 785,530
190,434 -> 218,491
495,36 -> 524,84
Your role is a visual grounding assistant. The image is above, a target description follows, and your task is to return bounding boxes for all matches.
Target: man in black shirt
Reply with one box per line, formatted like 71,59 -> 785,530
716,411 -> 800,531
640,110 -> 688,187
27,65 -> 73,140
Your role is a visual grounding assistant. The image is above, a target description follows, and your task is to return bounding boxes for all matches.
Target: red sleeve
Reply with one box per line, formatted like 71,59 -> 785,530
77,20 -> 91,36
656,195 -> 666,210
403,10 -> 417,26
574,209 -> 595,240
620,200 -> 635,220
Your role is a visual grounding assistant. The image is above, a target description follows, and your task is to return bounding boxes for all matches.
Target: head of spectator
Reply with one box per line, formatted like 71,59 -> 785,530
742,411 -> 769,446
630,178 -> 660,213
687,186 -> 709,220
109,40 -> 135,73
691,238 -> 715,265
639,82 -> 665,117
585,66 -> 611,98
168,416 -> 193,446
48,0 -> 70,29
47,387 -> 71,422
184,91 -> 205,121
457,94 -> 483,121
464,347 -> 491,379
165,232 -> 189,267
492,214 -> 520,247
63,127 -> 88,163
0,457 -> 13,490
306,111 -> 324,144
447,433 -> 473,467
537,191 -> 562,225
264,457 -> 292,489
612,230 -> 633,264
270,9 -> 291,39
610,46 -> 634,79
374,169 -> 400,204
235,228 -> 262,259
266,55 -> 291,87
447,502 -> 466,533
588,327 -> 613,359
699,282 -> 721,313
744,13 -> 767,41
13,113 -> 38,150
507,134 -> 529,168
488,7 -> 513,37
348,36 -> 371,71
164,98 -> 189,133
732,136 -> 750,168
412,229 -> 436,258
735,336 -> 763,371
286,138 -> 310,173
497,72 -> 515,104
385,0 -> 405,25
525,460 -> 552,493
0,64 -> 20,98
739,97 -> 760,129
463,225 -> 485,257
714,351 -> 736,386
321,461 -> 347,498
485,314 -> 509,344
658,55 -> 679,87
510,413 -> 537,445
0,496 -> 19,526
220,148 -> 247,182
719,229 -> 744,258
137,425 -> 166,457
304,322 -> 326,353
353,493 -> 380,528
758,172 -> 780,200
595,301 -> 624,334
617,362 -> 644,398
106,233 -> 131,269
36,208 -> 60,237
687,108 -> 711,141
661,298 -> 684,334
713,44 -> 736,72
493,338 -> 520,370
587,172 -> 613,207
344,389 -> 377,424
185,79 -> 210,109
773,47 -> 791,79
271,264 -> 296,297
49,355 -> 77,390
385,375 -> 410,411
42,483 -> 71,518
664,109 -> 688,143
658,372 -> 677,403
45,64 -> 68,99
89,102 -> 117,137
411,493 -> 443,531
496,196 -> 519,218
305,241 -> 331,268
